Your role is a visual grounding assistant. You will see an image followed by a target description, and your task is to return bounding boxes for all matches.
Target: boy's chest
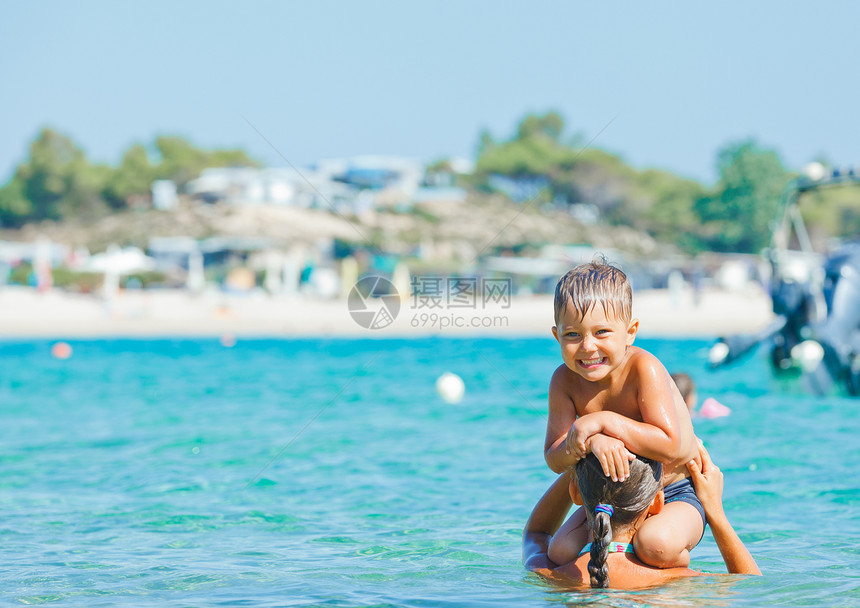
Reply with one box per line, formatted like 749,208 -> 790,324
573,384 -> 642,420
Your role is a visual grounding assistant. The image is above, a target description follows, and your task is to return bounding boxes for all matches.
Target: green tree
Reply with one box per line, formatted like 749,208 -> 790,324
516,110 -> 564,142
208,148 -> 259,169
153,136 -> 258,187
475,128 -> 495,157
696,139 -> 790,252
0,176 -> 32,226
798,184 -> 860,247
103,144 -> 155,208
153,136 -> 209,186
0,128 -> 262,226
634,169 -> 705,251
472,112 -> 700,234
10,127 -> 108,223
475,111 -> 579,178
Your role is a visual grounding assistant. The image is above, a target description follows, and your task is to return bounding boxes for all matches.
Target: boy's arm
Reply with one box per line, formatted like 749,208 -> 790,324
687,444 -> 761,575
545,366 -> 580,473
574,411 -> 680,463
569,356 -> 683,462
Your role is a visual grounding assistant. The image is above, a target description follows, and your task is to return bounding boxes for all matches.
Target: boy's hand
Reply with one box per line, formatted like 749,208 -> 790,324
589,434 -> 635,482
564,424 -> 587,460
565,413 -> 603,459
686,441 -> 725,520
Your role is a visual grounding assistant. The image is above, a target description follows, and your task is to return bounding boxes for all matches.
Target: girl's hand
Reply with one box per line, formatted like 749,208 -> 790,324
686,441 -> 725,519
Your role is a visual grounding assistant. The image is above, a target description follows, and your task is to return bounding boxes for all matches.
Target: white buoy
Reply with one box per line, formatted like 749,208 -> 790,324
791,339 -> 825,372
436,372 -> 465,404
708,342 -> 730,366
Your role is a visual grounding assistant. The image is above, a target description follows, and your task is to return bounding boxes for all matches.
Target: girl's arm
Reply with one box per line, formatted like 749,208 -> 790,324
686,445 -> 761,575
523,472 -> 573,570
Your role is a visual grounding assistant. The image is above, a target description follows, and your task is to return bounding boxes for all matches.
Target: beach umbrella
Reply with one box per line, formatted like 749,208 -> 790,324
85,245 -> 157,275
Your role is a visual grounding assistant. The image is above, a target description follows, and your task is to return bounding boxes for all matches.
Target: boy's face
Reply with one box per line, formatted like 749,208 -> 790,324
552,298 -> 639,383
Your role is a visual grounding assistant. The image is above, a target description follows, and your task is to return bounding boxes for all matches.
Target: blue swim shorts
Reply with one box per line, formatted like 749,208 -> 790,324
663,477 -> 707,544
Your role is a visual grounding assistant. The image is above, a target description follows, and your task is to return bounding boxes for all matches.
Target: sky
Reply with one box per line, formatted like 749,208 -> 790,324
2,1 -> 859,185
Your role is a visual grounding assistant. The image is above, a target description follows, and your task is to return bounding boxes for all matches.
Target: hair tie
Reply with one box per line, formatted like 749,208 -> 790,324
594,503 -> 613,517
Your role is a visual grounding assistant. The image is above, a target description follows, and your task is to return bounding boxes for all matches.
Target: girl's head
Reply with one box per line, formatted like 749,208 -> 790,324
573,453 -> 663,588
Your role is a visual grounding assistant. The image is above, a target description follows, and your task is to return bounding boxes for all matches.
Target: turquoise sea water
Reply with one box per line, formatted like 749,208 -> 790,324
1,337 -> 858,606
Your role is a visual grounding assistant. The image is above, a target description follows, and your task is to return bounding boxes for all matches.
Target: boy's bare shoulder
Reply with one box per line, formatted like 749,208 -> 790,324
550,363 -> 578,389
550,363 -> 572,381
627,346 -> 669,378
549,363 -> 579,400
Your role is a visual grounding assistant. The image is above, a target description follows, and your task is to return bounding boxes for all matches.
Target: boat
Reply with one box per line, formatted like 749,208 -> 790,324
709,165 -> 860,395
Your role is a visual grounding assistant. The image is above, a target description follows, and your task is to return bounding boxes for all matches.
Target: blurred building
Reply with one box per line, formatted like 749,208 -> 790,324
183,156 -> 466,213
152,180 -> 178,210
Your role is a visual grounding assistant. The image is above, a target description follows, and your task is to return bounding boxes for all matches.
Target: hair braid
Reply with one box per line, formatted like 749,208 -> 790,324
574,453 -> 663,589
587,510 -> 612,588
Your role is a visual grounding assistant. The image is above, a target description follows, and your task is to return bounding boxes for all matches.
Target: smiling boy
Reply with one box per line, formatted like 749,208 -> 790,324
543,260 -> 705,568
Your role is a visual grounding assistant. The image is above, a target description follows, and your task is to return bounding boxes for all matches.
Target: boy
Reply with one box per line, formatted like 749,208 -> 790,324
544,260 -> 705,568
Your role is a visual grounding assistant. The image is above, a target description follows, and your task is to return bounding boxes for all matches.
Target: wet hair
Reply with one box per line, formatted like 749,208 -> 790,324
554,258 -> 632,326
671,372 -> 695,401
574,453 -> 663,588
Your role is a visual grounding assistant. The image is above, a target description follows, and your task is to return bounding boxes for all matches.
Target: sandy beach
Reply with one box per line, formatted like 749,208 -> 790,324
0,284 -> 773,339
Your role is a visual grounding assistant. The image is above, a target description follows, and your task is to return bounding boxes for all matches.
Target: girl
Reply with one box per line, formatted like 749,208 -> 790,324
523,443 -> 760,589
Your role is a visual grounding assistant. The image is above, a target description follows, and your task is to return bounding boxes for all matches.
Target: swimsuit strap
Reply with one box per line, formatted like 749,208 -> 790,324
579,542 -> 635,557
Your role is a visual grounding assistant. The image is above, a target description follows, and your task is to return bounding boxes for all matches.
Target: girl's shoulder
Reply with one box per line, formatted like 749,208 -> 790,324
611,567 -> 700,589
551,555 -> 699,590
596,557 -> 700,589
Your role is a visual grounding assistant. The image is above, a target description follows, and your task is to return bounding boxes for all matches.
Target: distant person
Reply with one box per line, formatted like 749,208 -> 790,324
524,443 -> 761,588
690,266 -> 705,307
670,372 -> 697,413
545,260 -> 704,569
671,372 -> 731,419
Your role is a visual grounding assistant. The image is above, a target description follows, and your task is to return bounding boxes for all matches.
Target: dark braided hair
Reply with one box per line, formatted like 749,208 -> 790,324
574,453 -> 663,588
588,504 -> 613,588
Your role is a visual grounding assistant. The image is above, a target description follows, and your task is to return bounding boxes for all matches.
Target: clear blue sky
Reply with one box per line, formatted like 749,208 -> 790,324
3,1 -> 859,185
